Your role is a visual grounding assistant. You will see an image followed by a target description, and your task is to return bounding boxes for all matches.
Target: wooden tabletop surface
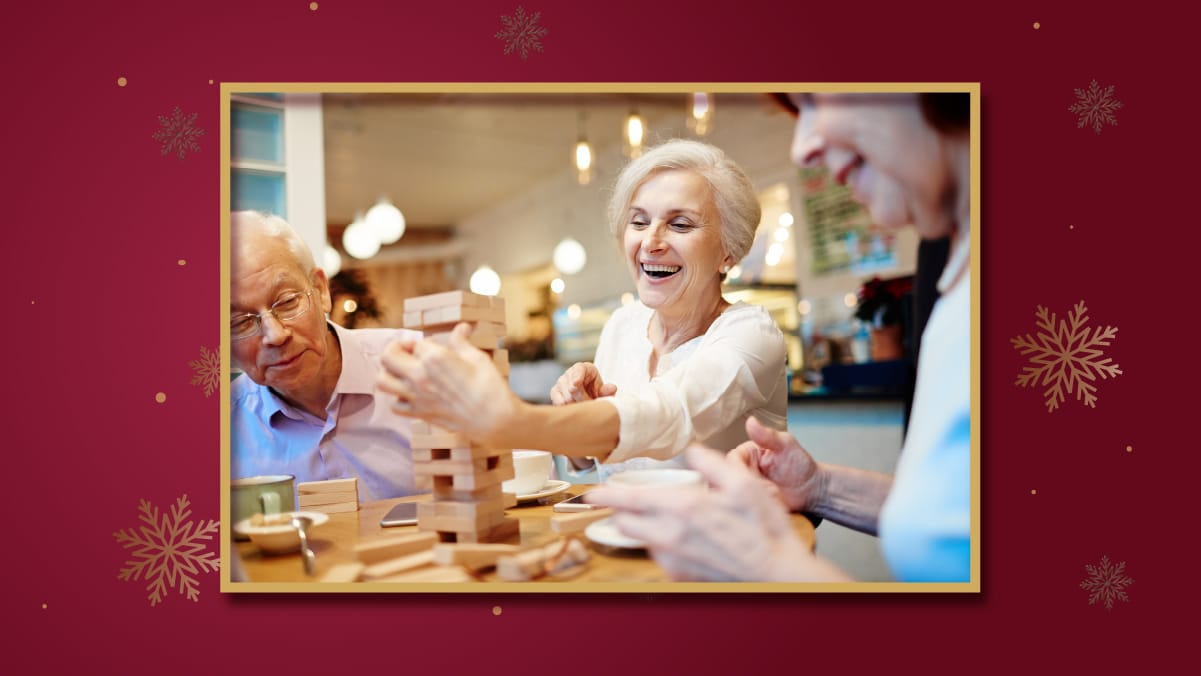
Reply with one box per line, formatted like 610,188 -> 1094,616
233,484 -> 816,587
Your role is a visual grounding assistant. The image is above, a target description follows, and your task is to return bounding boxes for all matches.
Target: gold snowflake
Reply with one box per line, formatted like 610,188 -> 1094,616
1069,80 -> 1123,134
189,345 -> 220,397
1080,555 -> 1133,611
495,6 -> 548,60
114,495 -> 219,606
1011,301 -> 1121,412
152,106 -> 205,159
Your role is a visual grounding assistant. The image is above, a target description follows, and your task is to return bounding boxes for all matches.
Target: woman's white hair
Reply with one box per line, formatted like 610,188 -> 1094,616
230,210 -> 316,275
606,139 -> 761,263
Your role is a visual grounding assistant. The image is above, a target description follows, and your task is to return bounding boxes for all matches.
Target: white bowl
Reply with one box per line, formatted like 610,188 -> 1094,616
233,510 -> 329,554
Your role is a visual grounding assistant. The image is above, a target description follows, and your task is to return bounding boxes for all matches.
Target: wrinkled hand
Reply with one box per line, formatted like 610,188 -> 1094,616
549,362 -> 617,405
585,445 -> 816,582
727,417 -> 825,513
377,323 -> 517,446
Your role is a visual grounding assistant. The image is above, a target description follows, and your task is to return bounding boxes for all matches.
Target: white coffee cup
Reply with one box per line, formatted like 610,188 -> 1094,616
606,468 -> 704,488
502,450 -> 553,495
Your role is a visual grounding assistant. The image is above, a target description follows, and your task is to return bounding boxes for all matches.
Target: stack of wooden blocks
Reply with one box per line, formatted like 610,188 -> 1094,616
296,478 -> 359,514
403,290 -> 519,544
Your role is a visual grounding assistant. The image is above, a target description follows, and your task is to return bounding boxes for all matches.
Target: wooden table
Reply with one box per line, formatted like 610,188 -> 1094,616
234,485 -> 816,587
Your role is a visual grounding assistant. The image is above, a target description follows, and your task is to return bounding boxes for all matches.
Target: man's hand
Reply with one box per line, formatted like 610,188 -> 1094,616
378,323 -> 518,446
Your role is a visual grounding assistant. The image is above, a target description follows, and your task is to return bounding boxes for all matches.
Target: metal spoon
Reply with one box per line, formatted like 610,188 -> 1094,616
291,515 -> 316,576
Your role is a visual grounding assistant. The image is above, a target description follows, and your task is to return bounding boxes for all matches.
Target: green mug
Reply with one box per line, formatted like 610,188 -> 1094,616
231,475 -> 295,540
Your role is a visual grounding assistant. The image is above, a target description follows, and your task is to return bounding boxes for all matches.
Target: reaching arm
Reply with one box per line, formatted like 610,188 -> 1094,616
378,324 -> 621,457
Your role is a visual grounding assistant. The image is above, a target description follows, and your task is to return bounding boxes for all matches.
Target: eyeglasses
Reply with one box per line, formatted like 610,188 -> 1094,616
231,288 -> 313,341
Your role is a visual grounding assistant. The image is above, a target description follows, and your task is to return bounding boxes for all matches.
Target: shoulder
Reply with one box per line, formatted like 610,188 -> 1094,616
339,326 -> 421,357
710,302 -> 784,341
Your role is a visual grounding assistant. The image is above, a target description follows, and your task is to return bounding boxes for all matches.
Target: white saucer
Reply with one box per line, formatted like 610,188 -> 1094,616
233,511 -> 330,554
585,516 -> 646,550
515,479 -> 571,503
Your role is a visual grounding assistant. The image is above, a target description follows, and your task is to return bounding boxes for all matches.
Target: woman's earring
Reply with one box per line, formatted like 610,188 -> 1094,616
720,265 -> 730,274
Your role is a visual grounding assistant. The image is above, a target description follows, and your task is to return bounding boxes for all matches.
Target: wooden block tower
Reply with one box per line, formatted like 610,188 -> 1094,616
402,290 -> 519,543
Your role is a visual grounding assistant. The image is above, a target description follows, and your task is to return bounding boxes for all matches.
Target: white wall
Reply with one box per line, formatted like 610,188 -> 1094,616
283,93 -> 328,267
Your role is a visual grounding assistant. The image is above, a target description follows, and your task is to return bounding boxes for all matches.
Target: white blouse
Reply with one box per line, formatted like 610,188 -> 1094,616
593,300 -> 788,477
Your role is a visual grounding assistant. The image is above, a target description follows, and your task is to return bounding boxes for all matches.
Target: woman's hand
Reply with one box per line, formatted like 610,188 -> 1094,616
586,445 -> 846,582
378,323 -> 519,446
727,417 -> 826,514
549,362 -> 617,405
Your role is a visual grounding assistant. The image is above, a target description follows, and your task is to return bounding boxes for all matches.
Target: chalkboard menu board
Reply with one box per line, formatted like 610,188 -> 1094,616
799,166 -> 897,275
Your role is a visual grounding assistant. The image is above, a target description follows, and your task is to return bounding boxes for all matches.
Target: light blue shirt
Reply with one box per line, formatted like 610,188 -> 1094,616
878,245 -> 971,583
231,322 -> 422,502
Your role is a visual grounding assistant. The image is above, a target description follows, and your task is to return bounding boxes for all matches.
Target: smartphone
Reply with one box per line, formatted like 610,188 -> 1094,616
552,493 -> 596,513
379,502 -> 419,527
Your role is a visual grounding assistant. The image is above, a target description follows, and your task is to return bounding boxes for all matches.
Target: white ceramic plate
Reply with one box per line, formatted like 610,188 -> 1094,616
585,516 -> 646,550
233,510 -> 330,554
515,479 -> 572,503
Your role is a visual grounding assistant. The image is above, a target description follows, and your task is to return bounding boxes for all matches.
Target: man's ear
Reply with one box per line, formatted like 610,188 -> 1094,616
312,269 -> 333,315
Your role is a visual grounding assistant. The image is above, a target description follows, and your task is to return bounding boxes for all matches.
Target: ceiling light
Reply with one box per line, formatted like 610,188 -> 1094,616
688,93 -> 713,136
553,237 -> 587,275
550,278 -> 565,294
625,110 -> 644,158
323,244 -> 342,276
620,292 -> 634,306
342,215 -> 380,260
365,197 -> 405,244
575,111 -> 592,185
778,212 -> 794,227
469,265 -> 501,296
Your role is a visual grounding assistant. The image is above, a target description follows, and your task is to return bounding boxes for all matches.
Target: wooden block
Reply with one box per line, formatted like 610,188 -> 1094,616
432,482 -> 504,502
433,543 -> 521,571
297,478 -> 358,494
360,550 -> 437,580
497,538 -> 590,582
424,323 -> 504,349
300,502 -> 359,515
422,304 -> 506,326
487,295 -> 505,312
411,430 -> 472,450
354,531 -> 437,564
374,565 -> 474,583
426,455 -> 514,491
414,474 -> 432,490
403,290 -> 489,313
492,349 -> 510,373
440,516 -> 520,544
319,562 -> 365,583
413,456 -> 504,478
417,507 -> 508,534
413,446 -> 511,462
402,310 -> 424,328
297,490 -> 358,507
549,508 -> 613,534
411,419 -> 432,435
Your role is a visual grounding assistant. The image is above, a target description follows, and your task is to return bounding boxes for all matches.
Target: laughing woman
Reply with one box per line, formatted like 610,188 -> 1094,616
377,139 -> 788,474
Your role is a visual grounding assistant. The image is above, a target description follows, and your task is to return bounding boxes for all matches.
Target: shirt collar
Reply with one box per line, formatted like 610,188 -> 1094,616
329,321 -> 378,396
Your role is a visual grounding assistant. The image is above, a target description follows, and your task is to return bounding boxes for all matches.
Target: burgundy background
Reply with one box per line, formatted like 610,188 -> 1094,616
2,0 -> 1187,672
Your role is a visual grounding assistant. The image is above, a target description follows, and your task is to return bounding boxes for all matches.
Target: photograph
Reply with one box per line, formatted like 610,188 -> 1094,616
222,84 -> 978,591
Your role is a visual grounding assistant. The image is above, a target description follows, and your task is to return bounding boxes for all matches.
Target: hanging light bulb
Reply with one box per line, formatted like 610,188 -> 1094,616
688,92 -> 713,136
553,237 -> 587,275
575,111 -> 592,185
365,197 -> 406,244
469,265 -> 501,296
624,109 -> 644,158
342,213 -> 380,260
323,244 -> 342,276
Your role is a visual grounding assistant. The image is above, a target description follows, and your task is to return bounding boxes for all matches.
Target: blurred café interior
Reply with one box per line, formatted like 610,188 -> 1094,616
229,89 -> 938,580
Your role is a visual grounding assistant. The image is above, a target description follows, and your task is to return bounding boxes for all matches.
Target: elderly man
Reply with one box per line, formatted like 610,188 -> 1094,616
230,211 -> 420,501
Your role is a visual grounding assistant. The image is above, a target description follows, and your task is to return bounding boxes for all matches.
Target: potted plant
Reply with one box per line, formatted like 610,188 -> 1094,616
854,275 -> 913,361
